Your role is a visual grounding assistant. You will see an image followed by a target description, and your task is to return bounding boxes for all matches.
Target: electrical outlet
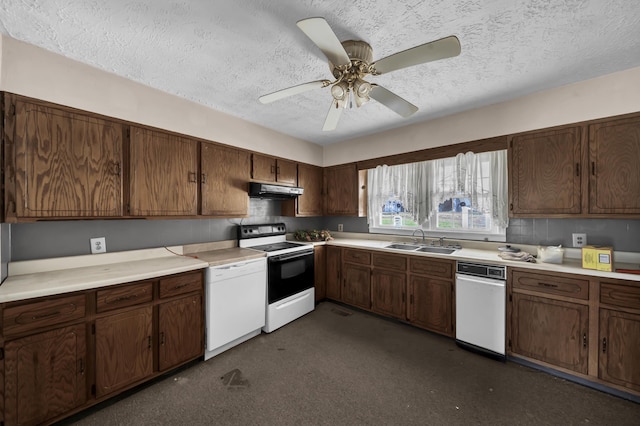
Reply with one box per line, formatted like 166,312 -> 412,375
90,237 -> 107,254
572,233 -> 587,248
337,224 -> 344,232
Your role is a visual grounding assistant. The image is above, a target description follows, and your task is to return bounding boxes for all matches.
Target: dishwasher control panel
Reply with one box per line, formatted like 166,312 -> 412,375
457,261 -> 505,280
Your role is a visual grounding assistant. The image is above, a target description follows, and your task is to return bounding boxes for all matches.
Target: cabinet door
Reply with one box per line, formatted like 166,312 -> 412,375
324,163 -> 359,215
508,126 -> 583,215
129,126 -> 198,216
326,246 -> 342,301
12,101 -> 123,218
95,306 -> 153,398
314,245 -> 327,302
342,263 -> 371,310
158,294 -> 203,371
286,163 -> 323,216
201,143 -> 250,216
251,153 -> 277,183
371,269 -> 406,319
511,293 -> 588,373
589,115 -> 640,214
276,159 -> 298,186
4,324 -> 86,426
599,309 -> 640,392
408,275 -> 452,336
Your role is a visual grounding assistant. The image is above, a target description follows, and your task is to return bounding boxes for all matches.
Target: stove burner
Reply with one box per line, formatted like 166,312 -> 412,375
249,242 -> 304,252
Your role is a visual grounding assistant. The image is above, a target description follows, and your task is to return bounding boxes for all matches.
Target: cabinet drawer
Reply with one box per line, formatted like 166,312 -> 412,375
96,282 -> 153,313
159,272 -> 203,299
409,258 -> 453,279
343,249 -> 371,265
600,282 -> 640,310
512,271 -> 589,300
3,294 -> 86,337
372,253 -> 407,271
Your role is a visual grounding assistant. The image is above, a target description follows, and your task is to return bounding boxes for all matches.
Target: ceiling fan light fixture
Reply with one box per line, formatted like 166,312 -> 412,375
331,81 -> 349,101
353,79 -> 372,107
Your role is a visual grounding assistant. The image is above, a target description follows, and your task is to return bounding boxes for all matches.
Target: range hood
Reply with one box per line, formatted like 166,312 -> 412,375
249,182 -> 304,199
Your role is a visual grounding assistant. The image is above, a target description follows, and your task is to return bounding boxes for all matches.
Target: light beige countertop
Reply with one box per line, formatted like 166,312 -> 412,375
1,246 -> 209,303
186,247 -> 266,266
298,233 -> 640,283
0,240 -> 270,304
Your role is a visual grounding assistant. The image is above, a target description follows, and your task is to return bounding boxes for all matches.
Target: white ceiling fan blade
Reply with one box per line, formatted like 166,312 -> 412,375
259,80 -> 331,104
370,85 -> 418,117
322,99 -> 344,131
371,36 -> 461,75
297,17 -> 351,67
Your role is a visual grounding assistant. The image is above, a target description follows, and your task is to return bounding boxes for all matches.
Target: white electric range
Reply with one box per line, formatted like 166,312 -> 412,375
238,223 -> 315,332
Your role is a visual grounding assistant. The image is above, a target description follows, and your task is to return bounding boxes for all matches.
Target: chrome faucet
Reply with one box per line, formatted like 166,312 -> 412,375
412,229 -> 426,244
439,237 -> 445,247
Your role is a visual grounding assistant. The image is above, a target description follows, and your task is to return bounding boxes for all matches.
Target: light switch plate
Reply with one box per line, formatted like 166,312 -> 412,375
337,224 -> 344,232
90,237 -> 107,254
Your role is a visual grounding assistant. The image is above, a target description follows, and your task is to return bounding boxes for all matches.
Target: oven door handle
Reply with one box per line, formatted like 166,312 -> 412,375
269,250 -> 314,263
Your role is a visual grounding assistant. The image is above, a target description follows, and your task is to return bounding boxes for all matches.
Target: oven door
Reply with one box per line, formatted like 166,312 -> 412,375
267,250 -> 314,304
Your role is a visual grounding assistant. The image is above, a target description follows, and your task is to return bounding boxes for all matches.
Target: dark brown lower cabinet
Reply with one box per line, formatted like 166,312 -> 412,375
511,293 -> 589,374
4,324 -> 86,426
158,294 -> 203,371
313,246 -> 327,302
342,262 -> 371,310
0,270 -> 205,424
407,276 -> 453,336
371,268 -> 406,320
599,309 -> 640,392
95,307 -> 154,398
325,246 -> 342,301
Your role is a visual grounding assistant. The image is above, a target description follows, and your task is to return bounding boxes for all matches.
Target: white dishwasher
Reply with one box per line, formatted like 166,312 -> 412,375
205,257 -> 266,361
455,261 -> 506,361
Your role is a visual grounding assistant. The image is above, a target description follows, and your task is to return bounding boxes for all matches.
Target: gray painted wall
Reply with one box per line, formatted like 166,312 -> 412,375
322,216 -> 640,252
8,202 -> 640,261
11,200 -> 324,261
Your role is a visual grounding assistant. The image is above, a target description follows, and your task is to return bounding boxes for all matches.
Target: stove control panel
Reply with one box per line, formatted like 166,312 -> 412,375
238,223 -> 286,239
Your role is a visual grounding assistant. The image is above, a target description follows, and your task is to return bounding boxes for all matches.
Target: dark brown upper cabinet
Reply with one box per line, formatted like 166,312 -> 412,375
129,126 -> 199,216
5,98 -> 124,221
251,153 -> 297,186
282,163 -> 324,217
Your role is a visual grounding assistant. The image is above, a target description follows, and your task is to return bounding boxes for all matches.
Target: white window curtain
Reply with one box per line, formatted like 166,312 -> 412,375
367,162 -> 431,226
368,150 -> 508,231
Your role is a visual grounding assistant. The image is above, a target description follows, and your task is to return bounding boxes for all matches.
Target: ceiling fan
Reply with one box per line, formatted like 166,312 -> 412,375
259,17 -> 461,131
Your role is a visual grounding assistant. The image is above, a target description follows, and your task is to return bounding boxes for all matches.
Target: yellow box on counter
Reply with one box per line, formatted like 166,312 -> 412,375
581,246 -> 613,271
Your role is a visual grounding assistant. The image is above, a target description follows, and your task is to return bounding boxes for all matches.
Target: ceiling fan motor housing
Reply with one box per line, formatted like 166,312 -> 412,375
329,40 -> 373,77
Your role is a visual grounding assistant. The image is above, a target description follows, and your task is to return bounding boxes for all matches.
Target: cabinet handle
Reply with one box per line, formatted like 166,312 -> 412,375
582,333 -> 587,348
160,332 -> 165,346
276,166 -> 281,175
537,282 -> 558,289
32,310 -> 61,321
79,358 -> 84,375
112,294 -> 138,304
201,173 -> 207,184
188,172 -> 197,183
148,336 -> 152,350
113,161 -> 122,176
602,337 -> 607,353
270,165 -> 276,174
575,163 -> 580,177
591,161 -> 596,176
174,283 -> 189,290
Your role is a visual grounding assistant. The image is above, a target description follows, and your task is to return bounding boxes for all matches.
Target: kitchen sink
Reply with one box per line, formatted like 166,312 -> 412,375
415,246 -> 457,254
384,243 -> 421,251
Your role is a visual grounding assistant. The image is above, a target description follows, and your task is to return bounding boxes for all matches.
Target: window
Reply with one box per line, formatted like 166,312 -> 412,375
367,150 -> 508,241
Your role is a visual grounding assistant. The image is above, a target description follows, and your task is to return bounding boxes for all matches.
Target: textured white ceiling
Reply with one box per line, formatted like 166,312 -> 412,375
1,1 -> 639,146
